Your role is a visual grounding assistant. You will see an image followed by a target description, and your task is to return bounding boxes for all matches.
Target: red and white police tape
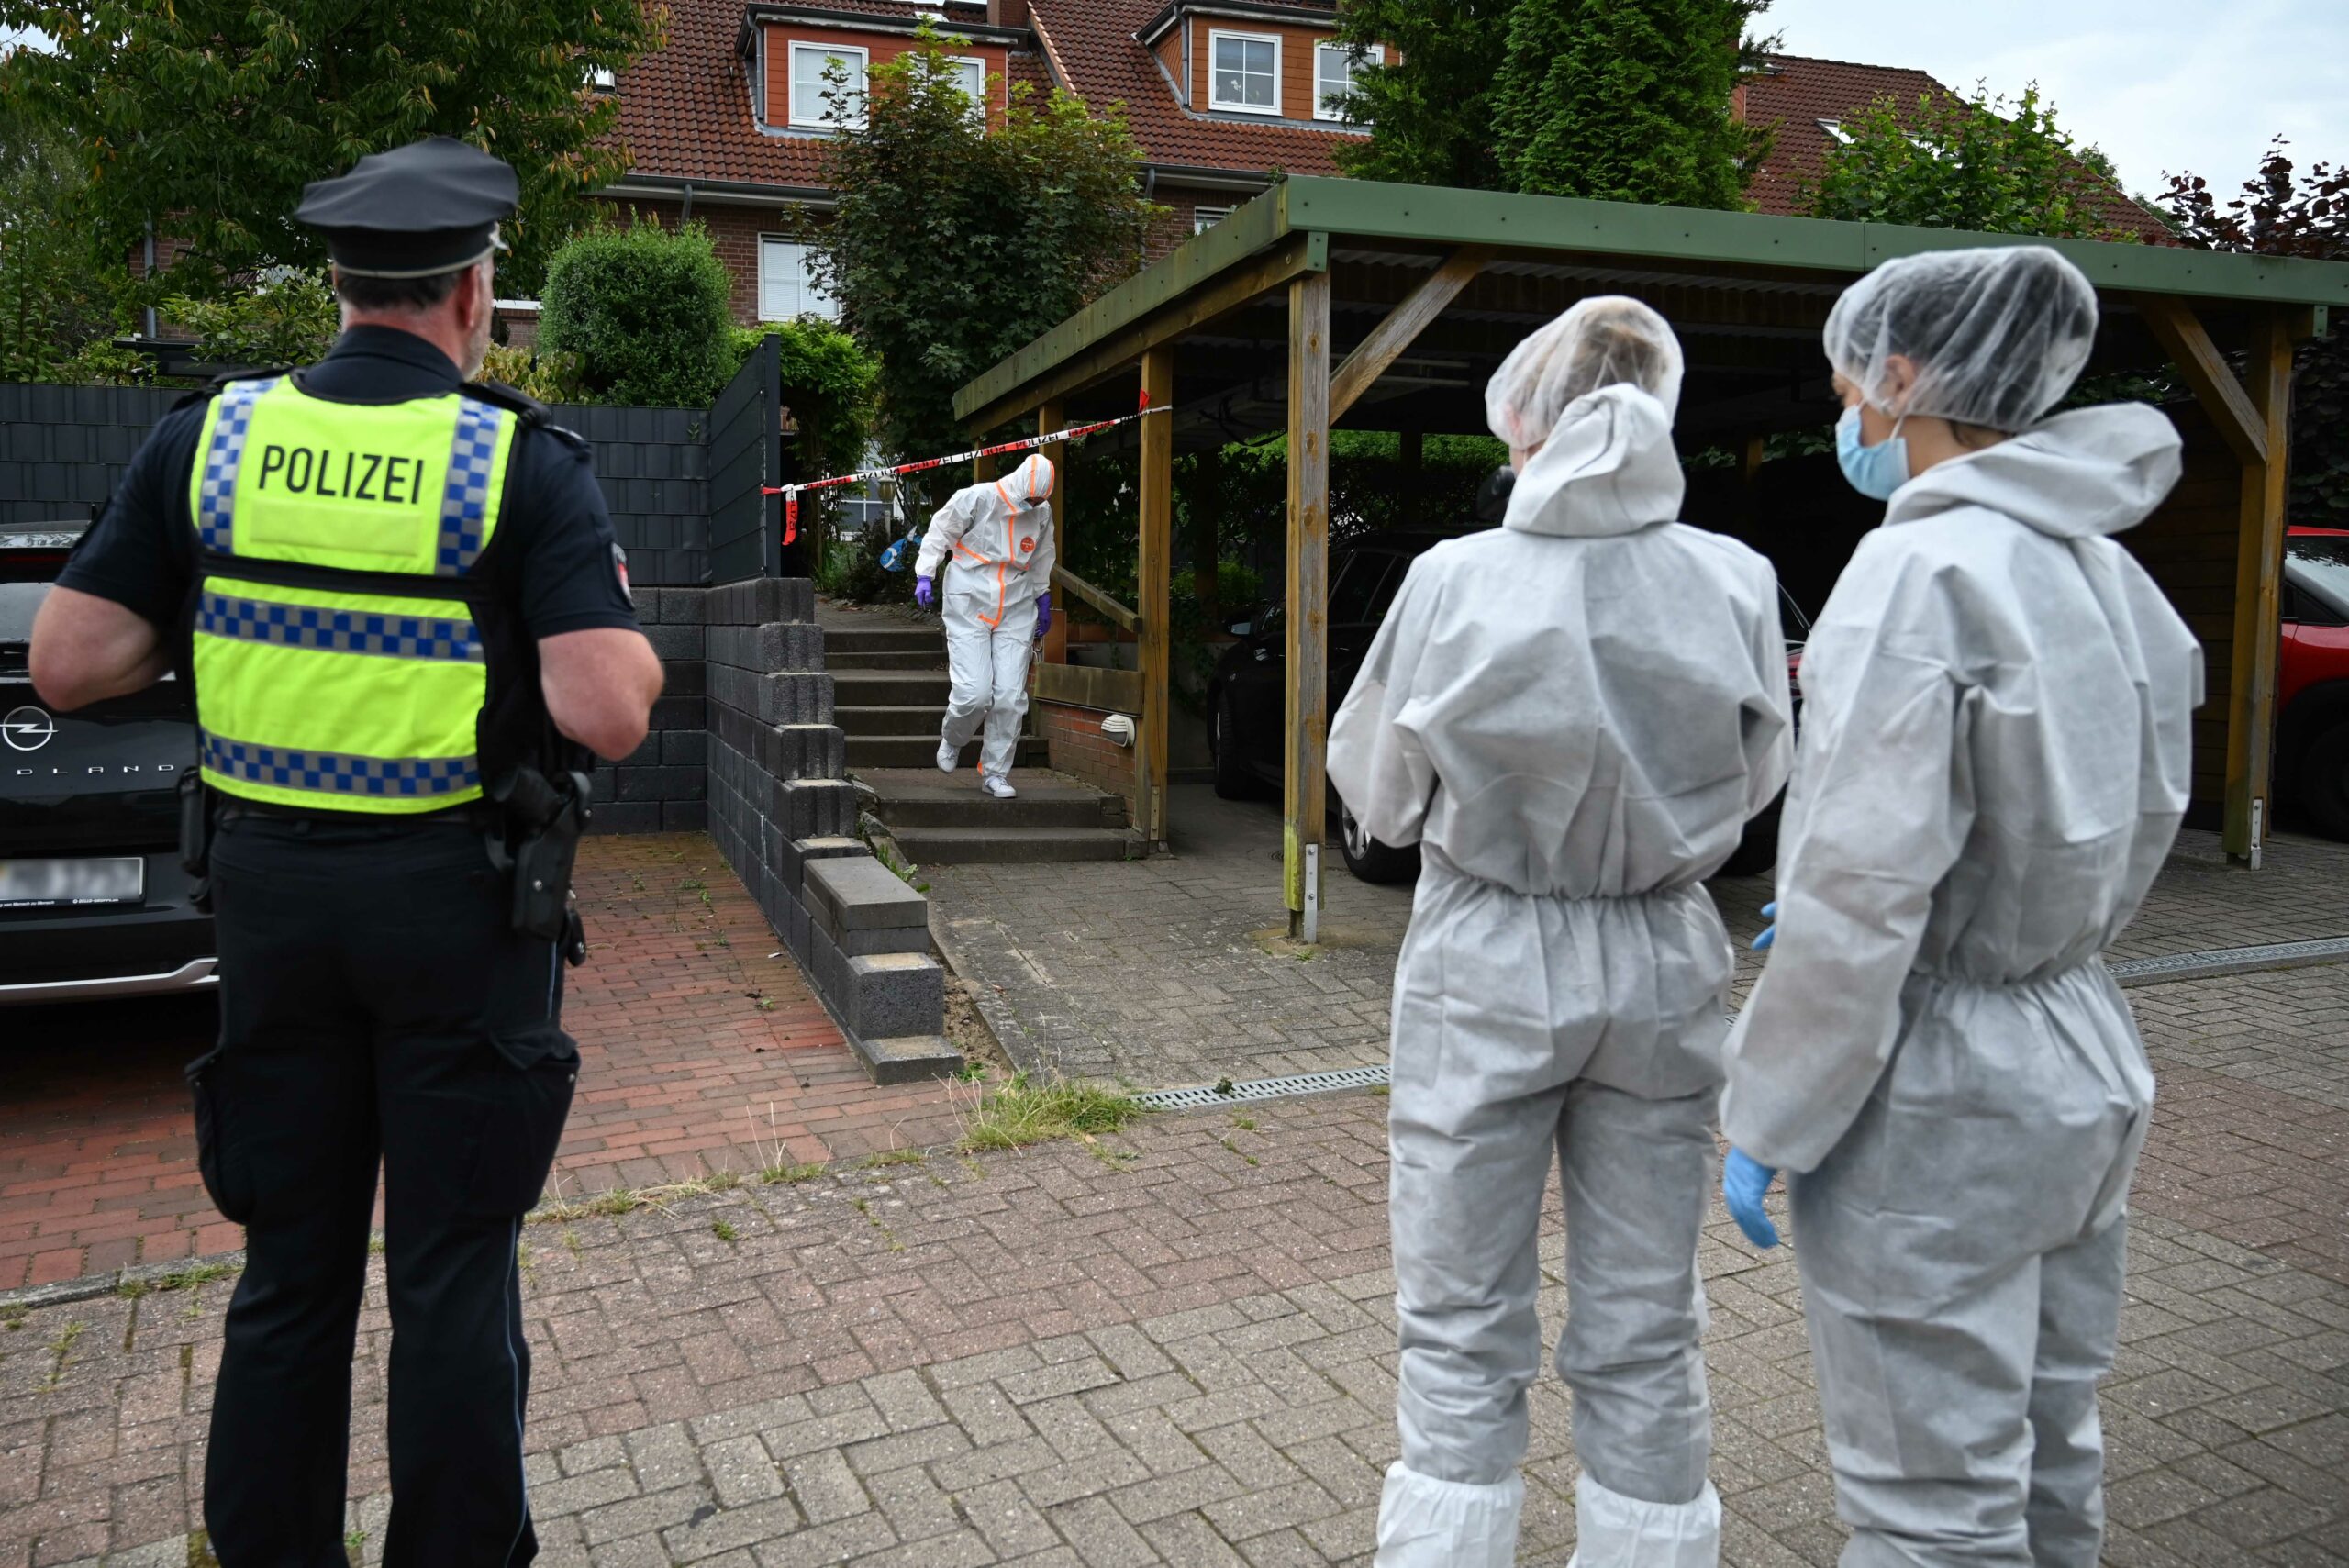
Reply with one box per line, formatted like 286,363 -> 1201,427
760,392 -> 1173,545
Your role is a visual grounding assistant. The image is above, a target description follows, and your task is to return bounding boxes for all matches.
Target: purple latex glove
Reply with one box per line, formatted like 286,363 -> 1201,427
1033,592 -> 1052,639
915,576 -> 935,611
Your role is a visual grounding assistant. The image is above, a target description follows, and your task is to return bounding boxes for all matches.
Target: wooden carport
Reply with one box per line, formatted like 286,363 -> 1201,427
952,176 -> 2349,938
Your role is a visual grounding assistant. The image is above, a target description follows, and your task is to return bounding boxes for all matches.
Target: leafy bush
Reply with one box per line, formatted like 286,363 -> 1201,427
1807,83 -> 2138,240
540,220 -> 735,406
479,342 -> 587,404
161,270 -> 340,370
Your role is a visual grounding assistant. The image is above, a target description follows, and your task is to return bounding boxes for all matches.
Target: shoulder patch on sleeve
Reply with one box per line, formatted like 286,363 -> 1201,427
611,541 -> 632,605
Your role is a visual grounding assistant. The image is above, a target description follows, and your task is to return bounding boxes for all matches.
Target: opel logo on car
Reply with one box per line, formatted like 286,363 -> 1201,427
2,706 -> 56,751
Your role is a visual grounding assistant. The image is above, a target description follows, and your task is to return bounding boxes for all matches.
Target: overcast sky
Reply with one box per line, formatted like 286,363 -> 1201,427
1766,0 -> 2349,199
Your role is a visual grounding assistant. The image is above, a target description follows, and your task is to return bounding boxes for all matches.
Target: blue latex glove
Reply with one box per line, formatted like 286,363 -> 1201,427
915,576 -> 935,611
1033,592 -> 1052,639
1752,900 -> 1779,951
1722,1150 -> 1781,1249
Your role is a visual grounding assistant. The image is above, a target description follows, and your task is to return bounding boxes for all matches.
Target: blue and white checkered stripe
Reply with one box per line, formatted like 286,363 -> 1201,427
195,378 -> 284,555
202,732 -> 480,799
197,592 -> 483,663
436,397 -> 504,575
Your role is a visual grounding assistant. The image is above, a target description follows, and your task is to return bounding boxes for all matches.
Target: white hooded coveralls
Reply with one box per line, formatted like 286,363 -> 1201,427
1721,406 -> 2202,1567
1329,384 -> 1793,1567
916,455 -> 1057,781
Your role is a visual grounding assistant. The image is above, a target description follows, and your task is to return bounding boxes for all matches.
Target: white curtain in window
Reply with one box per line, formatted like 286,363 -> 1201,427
1211,34 -> 1277,112
759,239 -> 839,322
791,43 -> 868,128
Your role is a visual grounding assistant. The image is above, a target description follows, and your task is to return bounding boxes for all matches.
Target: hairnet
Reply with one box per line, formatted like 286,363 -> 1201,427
1486,295 -> 1687,452
1824,246 -> 2099,433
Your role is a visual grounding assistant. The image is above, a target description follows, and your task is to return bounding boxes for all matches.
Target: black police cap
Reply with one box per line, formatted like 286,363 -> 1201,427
294,137 -> 518,280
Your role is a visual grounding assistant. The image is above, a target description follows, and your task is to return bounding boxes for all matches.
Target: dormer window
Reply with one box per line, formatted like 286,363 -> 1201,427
587,64 -> 618,92
791,41 -> 870,130
1208,30 -> 1280,116
1314,42 -> 1379,123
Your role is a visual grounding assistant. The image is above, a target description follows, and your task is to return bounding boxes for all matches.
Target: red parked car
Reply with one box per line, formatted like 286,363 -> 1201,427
2280,526 -> 2349,840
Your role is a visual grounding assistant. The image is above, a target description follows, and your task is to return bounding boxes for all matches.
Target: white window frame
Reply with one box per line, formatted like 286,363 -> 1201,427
1207,28 -> 1281,117
587,63 -> 618,92
789,40 -> 870,131
1312,41 -> 1379,123
947,54 -> 989,124
1817,118 -> 1853,146
1192,205 -> 1233,235
757,235 -> 839,322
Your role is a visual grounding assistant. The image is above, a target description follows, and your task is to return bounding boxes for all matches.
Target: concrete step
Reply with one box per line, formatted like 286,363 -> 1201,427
827,651 -> 947,673
849,734 -> 1052,770
887,825 -> 1141,865
832,671 -> 952,707
824,627 -> 943,655
837,704 -> 952,738
855,769 -> 1127,831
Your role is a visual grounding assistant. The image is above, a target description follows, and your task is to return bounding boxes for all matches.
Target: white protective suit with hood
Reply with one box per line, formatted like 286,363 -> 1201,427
1330,298 -> 1793,1568
1721,401 -> 2201,1565
917,454 -> 1057,782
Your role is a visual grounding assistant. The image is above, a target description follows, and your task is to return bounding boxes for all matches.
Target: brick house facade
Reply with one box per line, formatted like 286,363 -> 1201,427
579,0 -> 2166,334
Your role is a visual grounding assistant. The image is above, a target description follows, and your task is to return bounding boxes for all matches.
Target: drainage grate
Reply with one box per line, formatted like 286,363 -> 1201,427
2110,935 -> 2349,986
1136,1063 -> 1390,1111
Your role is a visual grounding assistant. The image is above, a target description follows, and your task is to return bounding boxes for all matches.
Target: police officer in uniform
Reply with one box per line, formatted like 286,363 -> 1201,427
30,139 -> 663,1566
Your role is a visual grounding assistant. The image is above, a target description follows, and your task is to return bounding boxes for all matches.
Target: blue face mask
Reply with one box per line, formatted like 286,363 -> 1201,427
1835,405 -> 1911,501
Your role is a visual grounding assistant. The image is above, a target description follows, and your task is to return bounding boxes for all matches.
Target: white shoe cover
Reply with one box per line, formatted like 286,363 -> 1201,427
1564,1471 -> 1720,1568
936,740 -> 959,774
1375,1462 -> 1522,1568
982,774 -> 1017,799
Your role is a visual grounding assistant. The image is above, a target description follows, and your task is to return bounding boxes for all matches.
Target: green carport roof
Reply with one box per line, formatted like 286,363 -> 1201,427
955,176 -> 2349,446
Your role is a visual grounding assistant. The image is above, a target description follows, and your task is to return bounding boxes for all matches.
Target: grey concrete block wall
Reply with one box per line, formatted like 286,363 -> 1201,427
705,578 -> 955,1084
587,585 -> 709,836
0,384 -> 710,588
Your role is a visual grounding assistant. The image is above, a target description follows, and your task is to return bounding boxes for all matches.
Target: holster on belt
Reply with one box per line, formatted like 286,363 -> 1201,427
176,767 -> 216,913
489,767 -> 593,965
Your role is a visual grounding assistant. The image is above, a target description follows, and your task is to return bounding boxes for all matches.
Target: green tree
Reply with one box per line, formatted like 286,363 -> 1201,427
0,93 -> 132,380
800,20 -> 1163,473
540,219 -> 734,407
0,0 -> 664,298
1491,0 -> 1769,207
1330,1 -> 1516,190
1807,83 -> 2135,240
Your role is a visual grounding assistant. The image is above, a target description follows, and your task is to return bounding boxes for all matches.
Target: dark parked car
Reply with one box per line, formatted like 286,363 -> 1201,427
1,523 -> 217,1005
1208,474 -> 1802,884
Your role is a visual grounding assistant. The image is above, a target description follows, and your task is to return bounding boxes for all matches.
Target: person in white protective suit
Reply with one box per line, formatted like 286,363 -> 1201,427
914,454 -> 1057,799
1328,296 -> 1794,1568
1719,246 -> 2203,1567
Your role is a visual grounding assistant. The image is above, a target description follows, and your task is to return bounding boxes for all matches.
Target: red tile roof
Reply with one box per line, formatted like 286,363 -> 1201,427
607,7 -> 2167,243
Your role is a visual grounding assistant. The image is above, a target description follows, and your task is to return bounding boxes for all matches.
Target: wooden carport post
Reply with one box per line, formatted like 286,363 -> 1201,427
1139,350 -> 1175,849
2139,295 -> 2293,867
1286,272 -> 1332,940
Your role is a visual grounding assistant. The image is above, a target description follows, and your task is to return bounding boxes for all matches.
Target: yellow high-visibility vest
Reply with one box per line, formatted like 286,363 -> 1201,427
184,375 -> 520,813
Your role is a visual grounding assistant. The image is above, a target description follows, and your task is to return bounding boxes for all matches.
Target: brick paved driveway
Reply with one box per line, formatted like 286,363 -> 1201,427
930,784 -> 2349,1091
0,834 -> 963,1293
5,961 -> 2346,1567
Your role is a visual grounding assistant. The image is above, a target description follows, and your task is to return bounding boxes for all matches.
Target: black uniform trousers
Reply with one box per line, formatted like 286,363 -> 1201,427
192,811 -> 578,1568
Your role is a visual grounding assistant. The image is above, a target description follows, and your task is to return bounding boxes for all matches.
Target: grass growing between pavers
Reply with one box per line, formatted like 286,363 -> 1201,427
955,1072 -> 1146,1153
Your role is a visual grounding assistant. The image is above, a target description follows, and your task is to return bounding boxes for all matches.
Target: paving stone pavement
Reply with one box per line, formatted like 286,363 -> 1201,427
0,833 -> 965,1292
4,961 -> 2346,1568
928,784 -> 2349,1092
